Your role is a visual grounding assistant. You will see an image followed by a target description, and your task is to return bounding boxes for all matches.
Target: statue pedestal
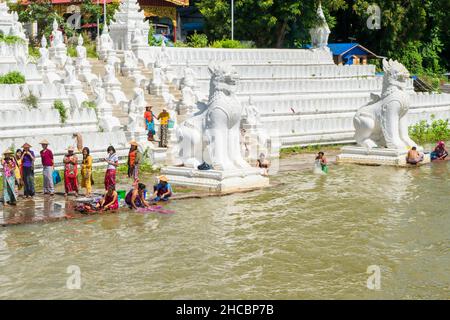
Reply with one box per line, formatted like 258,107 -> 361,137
49,46 -> 68,67
336,146 -> 431,167
76,60 -> 97,83
160,167 -> 270,193
103,80 -> 128,106
64,82 -> 88,109
37,63 -> 61,83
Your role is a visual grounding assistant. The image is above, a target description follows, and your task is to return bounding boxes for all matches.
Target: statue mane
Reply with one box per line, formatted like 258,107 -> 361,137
381,59 -> 410,95
208,62 -> 239,100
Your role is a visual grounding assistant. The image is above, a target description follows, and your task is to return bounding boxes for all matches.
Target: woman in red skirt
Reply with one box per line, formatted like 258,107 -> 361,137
104,146 -> 119,190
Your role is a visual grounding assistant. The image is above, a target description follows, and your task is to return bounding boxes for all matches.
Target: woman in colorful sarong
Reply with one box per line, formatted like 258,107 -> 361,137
144,106 -> 156,141
127,141 -> 142,182
63,146 -> 79,197
104,146 -> 119,190
81,147 -> 93,197
2,150 -> 17,206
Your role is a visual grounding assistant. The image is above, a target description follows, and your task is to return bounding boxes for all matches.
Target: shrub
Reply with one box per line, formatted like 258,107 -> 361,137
0,71 -> 26,84
53,100 -> 68,124
0,34 -> 26,45
187,31 -> 208,48
22,93 -> 39,109
28,45 -> 41,59
174,41 -> 188,48
67,45 -> 77,57
82,101 -> 97,109
210,39 -> 254,49
409,116 -> 450,144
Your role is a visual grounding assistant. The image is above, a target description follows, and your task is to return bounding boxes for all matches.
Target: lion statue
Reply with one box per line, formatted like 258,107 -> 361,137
353,59 -> 418,150
176,62 -> 251,170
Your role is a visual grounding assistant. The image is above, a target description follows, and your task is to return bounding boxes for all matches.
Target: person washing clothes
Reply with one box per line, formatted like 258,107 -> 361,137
152,176 -> 173,202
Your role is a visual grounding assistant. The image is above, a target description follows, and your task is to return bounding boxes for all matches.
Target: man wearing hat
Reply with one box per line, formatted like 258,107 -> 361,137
2,149 -> 18,205
157,108 -> 170,148
20,143 -> 35,198
151,175 -> 172,202
40,139 -> 55,196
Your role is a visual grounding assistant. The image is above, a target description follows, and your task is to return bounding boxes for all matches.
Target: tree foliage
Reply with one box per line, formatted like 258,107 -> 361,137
195,0 -> 449,73
195,0 -> 347,48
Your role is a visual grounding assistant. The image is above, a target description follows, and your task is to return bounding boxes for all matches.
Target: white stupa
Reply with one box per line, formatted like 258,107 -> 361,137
309,2 -> 331,50
109,0 -> 150,51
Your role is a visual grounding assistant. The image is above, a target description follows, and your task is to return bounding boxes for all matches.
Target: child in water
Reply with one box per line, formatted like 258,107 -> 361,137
315,152 -> 328,174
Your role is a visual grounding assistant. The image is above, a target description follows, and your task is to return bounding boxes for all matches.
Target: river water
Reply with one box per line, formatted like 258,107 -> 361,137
0,161 -> 449,299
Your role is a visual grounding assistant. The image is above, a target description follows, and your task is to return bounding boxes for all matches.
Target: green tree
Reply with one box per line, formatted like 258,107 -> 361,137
195,0 -> 347,48
9,0 -> 58,40
333,0 -> 448,74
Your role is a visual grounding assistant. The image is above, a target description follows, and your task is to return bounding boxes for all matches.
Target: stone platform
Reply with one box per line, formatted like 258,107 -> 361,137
336,146 -> 431,167
160,167 -> 270,193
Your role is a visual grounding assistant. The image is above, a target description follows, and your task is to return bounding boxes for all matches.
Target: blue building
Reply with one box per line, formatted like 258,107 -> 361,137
327,43 -> 381,65
306,43 -> 381,65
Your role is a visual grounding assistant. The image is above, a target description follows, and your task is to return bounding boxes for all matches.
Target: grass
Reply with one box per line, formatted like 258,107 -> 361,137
280,144 -> 346,158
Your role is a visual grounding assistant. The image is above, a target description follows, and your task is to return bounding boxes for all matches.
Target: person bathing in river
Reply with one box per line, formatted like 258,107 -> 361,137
96,185 -> 119,211
407,146 -> 424,165
256,153 -> 270,176
125,183 -> 150,209
430,141 -> 448,161
315,152 -> 329,173
152,176 -> 172,202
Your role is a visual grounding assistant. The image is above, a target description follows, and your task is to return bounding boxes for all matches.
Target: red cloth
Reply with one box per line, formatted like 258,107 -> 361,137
40,149 -> 54,167
104,169 -> 116,190
64,155 -> 78,193
144,111 -> 153,122
103,193 -> 119,210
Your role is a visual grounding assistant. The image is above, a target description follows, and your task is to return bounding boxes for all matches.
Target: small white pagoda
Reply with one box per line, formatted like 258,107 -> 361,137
109,0 -> 150,51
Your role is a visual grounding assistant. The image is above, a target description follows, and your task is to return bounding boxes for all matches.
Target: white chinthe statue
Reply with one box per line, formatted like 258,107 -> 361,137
353,59 -> 417,150
177,62 -> 251,170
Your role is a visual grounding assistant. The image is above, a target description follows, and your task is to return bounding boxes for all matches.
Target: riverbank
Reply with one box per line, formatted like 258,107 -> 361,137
1,149 -> 335,227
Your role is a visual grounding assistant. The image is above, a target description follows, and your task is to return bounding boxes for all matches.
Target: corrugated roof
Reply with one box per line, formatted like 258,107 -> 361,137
327,43 -> 379,58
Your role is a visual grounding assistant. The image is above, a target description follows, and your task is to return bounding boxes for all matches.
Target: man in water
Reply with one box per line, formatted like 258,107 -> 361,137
407,146 -> 424,165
